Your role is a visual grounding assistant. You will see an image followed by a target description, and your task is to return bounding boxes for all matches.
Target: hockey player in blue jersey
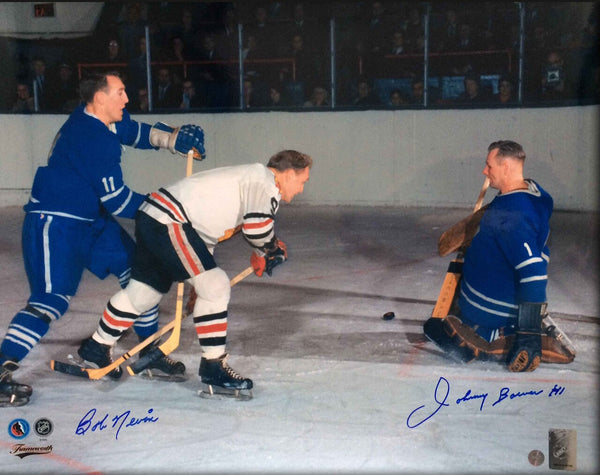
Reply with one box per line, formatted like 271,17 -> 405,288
424,140 -> 574,372
0,71 -> 206,405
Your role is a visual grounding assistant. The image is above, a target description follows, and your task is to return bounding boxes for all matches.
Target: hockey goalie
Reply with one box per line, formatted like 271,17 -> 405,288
423,140 -> 575,372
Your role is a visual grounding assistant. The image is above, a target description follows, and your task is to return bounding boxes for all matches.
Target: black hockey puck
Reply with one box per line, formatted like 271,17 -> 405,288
382,311 -> 395,321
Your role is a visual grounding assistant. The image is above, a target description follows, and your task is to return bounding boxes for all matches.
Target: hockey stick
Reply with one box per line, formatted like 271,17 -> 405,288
431,177 -> 490,318
50,266 -> 254,380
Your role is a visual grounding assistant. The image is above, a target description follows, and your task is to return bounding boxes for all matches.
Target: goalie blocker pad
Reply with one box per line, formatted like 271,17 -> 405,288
423,315 -> 575,364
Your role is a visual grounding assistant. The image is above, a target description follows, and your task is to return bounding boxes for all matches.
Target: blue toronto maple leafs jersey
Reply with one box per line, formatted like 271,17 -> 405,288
24,104 -> 155,220
458,179 -> 553,336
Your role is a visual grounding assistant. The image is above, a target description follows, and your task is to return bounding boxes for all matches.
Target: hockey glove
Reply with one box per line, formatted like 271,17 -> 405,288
507,302 -> 546,372
251,240 -> 287,277
150,122 -> 206,160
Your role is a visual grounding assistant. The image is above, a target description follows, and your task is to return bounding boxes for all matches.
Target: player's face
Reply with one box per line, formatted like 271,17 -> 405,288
104,75 -> 129,122
483,148 -> 504,190
278,167 -> 310,203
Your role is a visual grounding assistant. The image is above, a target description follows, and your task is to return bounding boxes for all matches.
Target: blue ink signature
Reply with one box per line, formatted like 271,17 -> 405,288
76,408 -> 159,440
406,377 -> 566,428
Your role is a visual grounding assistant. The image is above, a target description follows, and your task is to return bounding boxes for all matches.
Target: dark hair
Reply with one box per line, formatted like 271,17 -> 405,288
488,140 -> 526,161
79,71 -> 120,104
267,150 -> 313,171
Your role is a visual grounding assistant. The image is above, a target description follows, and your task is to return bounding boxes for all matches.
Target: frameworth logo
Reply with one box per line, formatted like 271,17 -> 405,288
10,444 -> 53,459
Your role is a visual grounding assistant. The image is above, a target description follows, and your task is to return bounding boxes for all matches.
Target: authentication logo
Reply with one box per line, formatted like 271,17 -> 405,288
34,418 -> 54,437
10,443 -> 53,459
8,418 -> 30,440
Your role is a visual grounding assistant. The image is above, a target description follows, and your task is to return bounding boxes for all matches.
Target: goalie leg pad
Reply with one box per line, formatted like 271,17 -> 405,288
423,317 -> 477,363
541,334 -> 575,364
424,316 -> 511,363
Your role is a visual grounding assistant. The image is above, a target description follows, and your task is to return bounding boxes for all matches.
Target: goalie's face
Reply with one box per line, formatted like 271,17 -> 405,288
483,148 -> 503,190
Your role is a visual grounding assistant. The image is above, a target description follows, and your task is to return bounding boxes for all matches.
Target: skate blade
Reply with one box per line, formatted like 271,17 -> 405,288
139,369 -> 187,383
198,384 -> 253,401
0,393 -> 29,407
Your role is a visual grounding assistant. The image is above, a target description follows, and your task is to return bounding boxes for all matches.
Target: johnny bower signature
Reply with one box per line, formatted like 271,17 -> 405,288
407,376 -> 566,428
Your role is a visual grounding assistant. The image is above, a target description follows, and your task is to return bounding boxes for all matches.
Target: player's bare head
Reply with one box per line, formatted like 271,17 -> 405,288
267,150 -> 313,171
80,71 -> 121,104
488,140 -> 526,162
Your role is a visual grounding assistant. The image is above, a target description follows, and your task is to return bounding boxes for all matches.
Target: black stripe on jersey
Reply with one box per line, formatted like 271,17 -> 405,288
159,188 -> 190,223
243,211 -> 275,220
244,229 -> 273,241
146,199 -> 181,222
193,311 -> 227,325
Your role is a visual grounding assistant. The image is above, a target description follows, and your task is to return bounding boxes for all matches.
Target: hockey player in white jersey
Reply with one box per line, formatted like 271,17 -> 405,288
75,150 -> 312,399
0,71 -> 206,406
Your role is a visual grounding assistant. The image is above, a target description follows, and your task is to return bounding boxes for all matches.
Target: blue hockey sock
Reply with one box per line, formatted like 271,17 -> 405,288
134,305 -> 159,340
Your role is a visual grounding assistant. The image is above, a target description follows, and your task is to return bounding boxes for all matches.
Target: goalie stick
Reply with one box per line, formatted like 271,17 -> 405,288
431,177 -> 490,318
50,265 -> 254,380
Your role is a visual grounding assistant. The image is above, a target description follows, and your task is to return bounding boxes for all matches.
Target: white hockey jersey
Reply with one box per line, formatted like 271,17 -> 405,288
140,163 -> 281,251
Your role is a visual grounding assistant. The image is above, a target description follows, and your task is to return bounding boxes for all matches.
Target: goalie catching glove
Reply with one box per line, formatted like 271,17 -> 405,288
251,240 -> 287,277
150,122 -> 206,160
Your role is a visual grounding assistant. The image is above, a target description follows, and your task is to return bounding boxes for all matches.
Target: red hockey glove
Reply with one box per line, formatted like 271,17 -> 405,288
251,240 -> 287,277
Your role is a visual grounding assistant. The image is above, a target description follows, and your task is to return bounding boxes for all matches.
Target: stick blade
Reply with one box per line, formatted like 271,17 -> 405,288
50,359 -> 91,379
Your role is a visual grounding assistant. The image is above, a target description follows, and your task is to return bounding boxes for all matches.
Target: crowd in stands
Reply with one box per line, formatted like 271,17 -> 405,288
6,1 -> 599,113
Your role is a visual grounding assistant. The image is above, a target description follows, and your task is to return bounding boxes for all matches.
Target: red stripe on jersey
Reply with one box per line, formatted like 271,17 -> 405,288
150,192 -> 186,222
102,309 -> 133,329
243,218 -> 273,230
171,224 -> 201,275
195,322 -> 228,336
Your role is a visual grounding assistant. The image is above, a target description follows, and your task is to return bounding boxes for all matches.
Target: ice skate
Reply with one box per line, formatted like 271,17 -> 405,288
198,353 -> 253,401
77,337 -> 122,380
137,343 -> 187,382
0,361 -> 32,407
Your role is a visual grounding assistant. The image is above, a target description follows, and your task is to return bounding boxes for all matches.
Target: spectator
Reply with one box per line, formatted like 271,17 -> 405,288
494,75 -> 517,106
214,4 -> 239,60
118,2 -> 146,60
47,62 -> 79,112
540,50 -> 569,101
455,72 -> 489,104
128,35 -> 149,94
28,57 -> 48,111
137,87 -> 149,112
455,23 -> 479,51
388,88 -> 407,107
353,77 -> 380,106
173,8 -> 198,56
303,85 -> 329,107
409,78 -> 425,105
434,7 -> 459,52
11,83 -> 35,113
180,78 -> 204,109
364,1 -> 391,56
160,35 -> 193,63
245,4 -> 276,58
154,67 -> 182,110
102,38 -> 126,64
389,30 -> 408,55
404,6 -> 424,53
267,83 -> 291,108
280,33 -> 320,87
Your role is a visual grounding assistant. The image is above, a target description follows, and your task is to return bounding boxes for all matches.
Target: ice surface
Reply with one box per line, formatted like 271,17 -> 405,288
0,205 -> 597,474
